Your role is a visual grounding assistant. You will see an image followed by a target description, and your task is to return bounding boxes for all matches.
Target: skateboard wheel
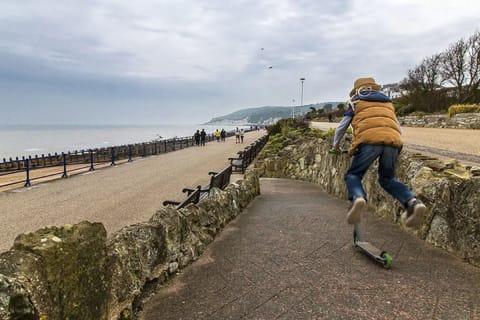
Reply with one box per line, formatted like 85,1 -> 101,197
381,252 -> 392,269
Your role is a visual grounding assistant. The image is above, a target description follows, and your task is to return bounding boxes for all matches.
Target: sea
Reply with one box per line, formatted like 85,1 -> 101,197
0,124 -> 250,161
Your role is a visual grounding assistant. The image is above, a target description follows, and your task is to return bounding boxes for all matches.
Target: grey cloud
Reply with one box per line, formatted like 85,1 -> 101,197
0,0 -> 480,125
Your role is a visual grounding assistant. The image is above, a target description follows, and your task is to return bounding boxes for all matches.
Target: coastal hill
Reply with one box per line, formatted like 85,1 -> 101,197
205,102 -> 342,125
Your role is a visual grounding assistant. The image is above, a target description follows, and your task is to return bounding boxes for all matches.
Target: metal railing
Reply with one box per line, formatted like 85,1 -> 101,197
0,130 -> 244,189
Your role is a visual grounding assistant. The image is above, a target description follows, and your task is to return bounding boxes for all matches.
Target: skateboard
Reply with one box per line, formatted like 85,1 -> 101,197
353,224 -> 392,269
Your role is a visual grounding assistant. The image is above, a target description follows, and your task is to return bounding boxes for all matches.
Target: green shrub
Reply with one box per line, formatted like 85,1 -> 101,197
447,104 -> 480,117
409,111 -> 425,116
396,104 -> 415,116
319,128 -> 336,138
393,102 -> 403,112
266,118 -> 308,136
266,121 -> 282,136
264,118 -> 315,154
263,133 -> 282,153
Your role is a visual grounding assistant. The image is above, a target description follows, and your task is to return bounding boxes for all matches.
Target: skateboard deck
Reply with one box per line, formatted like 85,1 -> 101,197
356,241 -> 383,256
355,241 -> 392,268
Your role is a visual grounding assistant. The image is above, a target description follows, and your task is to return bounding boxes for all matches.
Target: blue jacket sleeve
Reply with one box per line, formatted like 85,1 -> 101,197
332,115 -> 352,148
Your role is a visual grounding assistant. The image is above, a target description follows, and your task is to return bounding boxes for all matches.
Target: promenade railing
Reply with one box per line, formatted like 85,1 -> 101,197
163,134 -> 268,209
0,129 -> 246,189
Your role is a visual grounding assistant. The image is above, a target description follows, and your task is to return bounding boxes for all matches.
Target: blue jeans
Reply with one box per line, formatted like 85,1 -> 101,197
344,144 -> 414,207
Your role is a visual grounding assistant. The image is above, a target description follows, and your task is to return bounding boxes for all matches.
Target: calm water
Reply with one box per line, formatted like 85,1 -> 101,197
0,124 -> 248,161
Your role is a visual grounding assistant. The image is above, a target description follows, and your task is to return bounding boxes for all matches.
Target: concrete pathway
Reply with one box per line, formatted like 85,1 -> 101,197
0,130 -> 265,252
139,178 -> 480,320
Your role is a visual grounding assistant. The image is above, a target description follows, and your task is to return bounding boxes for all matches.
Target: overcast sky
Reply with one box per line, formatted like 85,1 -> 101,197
0,0 -> 479,125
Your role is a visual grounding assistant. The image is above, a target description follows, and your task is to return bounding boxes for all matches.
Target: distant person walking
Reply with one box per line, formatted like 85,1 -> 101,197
220,129 -> 226,142
200,129 -> 206,146
331,77 -> 426,228
235,127 -> 241,143
328,114 -> 333,123
215,129 -> 221,142
194,130 -> 201,146
240,128 -> 245,143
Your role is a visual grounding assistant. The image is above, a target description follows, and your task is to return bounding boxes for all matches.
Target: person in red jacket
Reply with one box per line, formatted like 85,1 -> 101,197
332,77 -> 426,228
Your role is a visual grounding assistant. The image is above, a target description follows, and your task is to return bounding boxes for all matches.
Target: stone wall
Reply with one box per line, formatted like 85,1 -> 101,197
398,113 -> 480,129
254,134 -> 480,267
0,171 -> 260,320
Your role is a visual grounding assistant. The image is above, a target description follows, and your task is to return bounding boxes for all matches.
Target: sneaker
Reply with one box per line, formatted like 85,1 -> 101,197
347,197 -> 366,225
405,200 -> 426,228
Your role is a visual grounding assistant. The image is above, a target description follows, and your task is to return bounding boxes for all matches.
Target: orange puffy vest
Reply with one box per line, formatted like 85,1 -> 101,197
349,100 -> 403,155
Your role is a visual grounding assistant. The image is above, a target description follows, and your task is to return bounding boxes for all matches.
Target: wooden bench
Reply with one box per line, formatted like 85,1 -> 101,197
163,165 -> 233,209
162,185 -> 205,209
208,165 -> 232,190
163,135 -> 269,209
229,147 -> 253,173
228,134 -> 269,173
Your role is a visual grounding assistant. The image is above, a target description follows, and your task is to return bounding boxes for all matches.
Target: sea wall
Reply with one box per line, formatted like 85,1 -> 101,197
0,171 -> 260,320
254,133 -> 480,266
398,113 -> 480,129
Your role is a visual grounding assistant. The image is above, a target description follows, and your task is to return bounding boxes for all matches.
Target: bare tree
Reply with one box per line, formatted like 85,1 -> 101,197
399,31 -> 480,113
464,31 -> 480,102
440,32 -> 480,103
402,54 -> 443,92
401,54 -> 445,112
441,38 -> 468,101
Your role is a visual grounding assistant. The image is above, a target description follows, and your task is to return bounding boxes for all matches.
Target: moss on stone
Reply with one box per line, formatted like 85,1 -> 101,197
12,221 -> 110,320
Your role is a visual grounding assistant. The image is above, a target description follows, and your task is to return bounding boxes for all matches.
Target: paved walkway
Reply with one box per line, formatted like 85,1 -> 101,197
0,130 -> 265,252
139,178 -> 480,320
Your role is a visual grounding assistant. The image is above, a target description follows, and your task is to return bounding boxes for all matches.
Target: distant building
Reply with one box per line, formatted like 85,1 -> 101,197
381,83 -> 402,99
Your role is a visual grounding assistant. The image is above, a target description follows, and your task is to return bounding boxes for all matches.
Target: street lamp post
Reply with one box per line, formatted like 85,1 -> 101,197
300,77 -> 305,118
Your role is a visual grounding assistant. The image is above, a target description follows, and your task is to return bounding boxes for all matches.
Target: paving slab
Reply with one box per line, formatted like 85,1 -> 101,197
138,178 -> 480,320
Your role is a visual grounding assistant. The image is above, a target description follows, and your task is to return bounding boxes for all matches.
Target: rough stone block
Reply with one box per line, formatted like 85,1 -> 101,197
12,221 -> 109,320
107,222 -> 167,316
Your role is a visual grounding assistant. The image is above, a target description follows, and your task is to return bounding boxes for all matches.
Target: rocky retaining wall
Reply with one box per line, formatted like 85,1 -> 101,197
0,171 -> 260,320
254,134 -> 480,267
398,113 -> 480,129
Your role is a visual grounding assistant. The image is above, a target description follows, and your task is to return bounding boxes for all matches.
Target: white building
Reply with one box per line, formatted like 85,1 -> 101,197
381,83 -> 403,99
